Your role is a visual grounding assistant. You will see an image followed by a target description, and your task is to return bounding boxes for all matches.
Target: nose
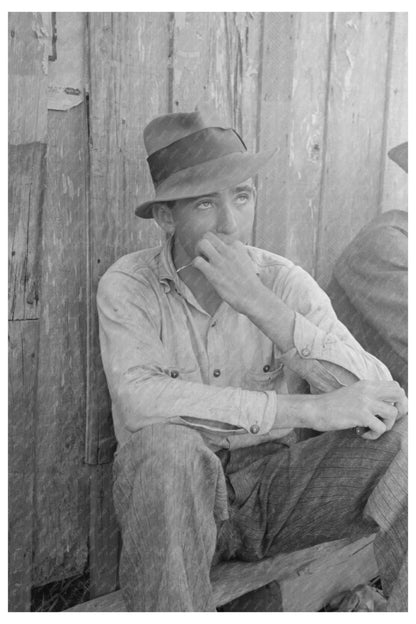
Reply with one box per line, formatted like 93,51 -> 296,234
216,200 -> 238,236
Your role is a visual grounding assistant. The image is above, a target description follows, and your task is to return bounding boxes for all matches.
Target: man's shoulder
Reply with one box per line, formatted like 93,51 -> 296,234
99,245 -> 163,292
246,245 -> 294,272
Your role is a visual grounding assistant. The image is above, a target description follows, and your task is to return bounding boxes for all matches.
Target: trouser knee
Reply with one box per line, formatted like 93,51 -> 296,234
113,422 -> 227,519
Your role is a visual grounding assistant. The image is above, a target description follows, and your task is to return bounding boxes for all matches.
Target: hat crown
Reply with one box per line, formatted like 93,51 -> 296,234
143,108 -> 230,156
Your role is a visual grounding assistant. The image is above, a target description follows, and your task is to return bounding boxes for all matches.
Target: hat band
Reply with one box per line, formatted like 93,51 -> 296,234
147,127 -> 246,187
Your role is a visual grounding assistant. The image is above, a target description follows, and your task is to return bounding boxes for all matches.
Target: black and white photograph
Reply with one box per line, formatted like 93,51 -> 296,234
8,9 -> 408,613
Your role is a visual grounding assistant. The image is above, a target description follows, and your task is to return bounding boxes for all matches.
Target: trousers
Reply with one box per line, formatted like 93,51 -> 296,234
113,417 -> 407,612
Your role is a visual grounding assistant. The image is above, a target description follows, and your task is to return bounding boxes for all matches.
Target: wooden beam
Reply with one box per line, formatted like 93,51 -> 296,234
66,534 -> 377,611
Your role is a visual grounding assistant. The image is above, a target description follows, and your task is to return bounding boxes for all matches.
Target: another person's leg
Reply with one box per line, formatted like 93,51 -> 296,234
113,422 -> 229,611
219,417 -> 407,610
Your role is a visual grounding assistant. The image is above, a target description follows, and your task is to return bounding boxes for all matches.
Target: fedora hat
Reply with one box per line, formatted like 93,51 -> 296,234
388,141 -> 408,173
135,107 -> 276,218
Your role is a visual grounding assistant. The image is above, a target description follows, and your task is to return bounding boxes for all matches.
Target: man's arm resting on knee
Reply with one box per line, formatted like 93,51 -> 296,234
273,380 -> 408,440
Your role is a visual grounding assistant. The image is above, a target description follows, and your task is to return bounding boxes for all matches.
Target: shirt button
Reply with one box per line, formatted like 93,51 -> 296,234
301,347 -> 311,357
213,369 -> 221,377
170,370 -> 179,378
263,364 -> 270,372
250,424 -> 260,434
211,321 -> 217,328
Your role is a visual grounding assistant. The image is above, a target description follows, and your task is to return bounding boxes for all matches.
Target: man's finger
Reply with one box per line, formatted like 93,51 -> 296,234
195,238 -> 222,263
192,254 -> 215,277
370,380 -> 406,402
203,231 -> 230,251
395,394 -> 408,419
361,415 -> 387,440
373,401 -> 398,420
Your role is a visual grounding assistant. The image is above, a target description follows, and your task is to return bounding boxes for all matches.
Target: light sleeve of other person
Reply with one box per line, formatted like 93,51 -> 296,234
333,223 -> 407,364
96,270 -> 277,436
273,264 -> 393,392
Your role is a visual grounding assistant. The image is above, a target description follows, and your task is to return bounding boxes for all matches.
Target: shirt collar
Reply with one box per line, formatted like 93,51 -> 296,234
158,235 -> 179,292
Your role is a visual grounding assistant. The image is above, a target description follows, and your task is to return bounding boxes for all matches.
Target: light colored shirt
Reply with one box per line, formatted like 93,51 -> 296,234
97,236 -> 391,452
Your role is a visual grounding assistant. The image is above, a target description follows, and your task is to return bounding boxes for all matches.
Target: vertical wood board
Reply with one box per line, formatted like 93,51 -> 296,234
33,104 -> 90,586
86,13 -> 170,464
89,464 -> 120,598
8,12 -> 48,145
316,12 -> 391,287
381,13 -> 408,213
8,144 -> 46,320
255,13 -> 296,256
260,13 -> 330,275
172,12 -> 262,151
8,320 -> 39,611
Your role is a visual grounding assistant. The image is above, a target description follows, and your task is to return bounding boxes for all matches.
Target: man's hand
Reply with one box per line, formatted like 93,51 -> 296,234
307,380 -> 407,440
192,232 -> 264,314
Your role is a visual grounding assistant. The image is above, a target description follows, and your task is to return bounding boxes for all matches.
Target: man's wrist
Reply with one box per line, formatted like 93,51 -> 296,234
274,393 -> 317,430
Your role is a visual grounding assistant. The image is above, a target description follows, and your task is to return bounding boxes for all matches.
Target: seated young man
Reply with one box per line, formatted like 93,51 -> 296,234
97,108 -> 407,612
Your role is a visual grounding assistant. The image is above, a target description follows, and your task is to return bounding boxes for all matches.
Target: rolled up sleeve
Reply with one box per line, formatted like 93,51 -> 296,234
97,271 -> 277,437
277,265 -> 392,392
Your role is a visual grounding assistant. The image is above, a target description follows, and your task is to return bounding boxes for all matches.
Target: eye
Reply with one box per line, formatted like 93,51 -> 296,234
235,193 -> 250,204
195,200 -> 214,210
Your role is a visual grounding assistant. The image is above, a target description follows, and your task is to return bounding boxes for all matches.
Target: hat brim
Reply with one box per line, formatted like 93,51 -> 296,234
135,148 -> 276,218
388,142 -> 408,173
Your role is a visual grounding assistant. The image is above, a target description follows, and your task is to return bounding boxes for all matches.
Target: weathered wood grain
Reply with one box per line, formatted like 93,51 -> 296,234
32,103 -> 90,586
381,13 -> 408,213
8,144 -> 46,321
66,534 -> 376,611
9,13 -> 48,321
255,13 -> 330,276
8,320 -> 38,611
280,534 -> 378,611
172,11 -> 262,245
89,464 -> 120,599
315,12 -> 391,287
86,13 -> 169,465
255,13 -> 296,255
8,12 -> 48,145
172,13 -> 262,151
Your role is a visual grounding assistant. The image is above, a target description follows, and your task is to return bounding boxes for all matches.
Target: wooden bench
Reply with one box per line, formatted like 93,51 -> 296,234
67,533 -> 377,611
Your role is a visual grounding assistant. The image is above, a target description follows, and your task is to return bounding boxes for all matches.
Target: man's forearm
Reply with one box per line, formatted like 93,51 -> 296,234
243,283 -> 368,388
273,393 -> 314,430
243,283 -> 296,353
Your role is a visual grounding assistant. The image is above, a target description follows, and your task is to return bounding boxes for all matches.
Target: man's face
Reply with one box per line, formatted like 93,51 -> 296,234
171,180 -> 256,262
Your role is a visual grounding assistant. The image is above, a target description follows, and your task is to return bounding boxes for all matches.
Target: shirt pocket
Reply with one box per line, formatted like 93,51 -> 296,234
243,362 -> 284,391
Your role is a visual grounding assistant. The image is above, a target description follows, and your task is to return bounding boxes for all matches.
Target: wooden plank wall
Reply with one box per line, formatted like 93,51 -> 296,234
8,12 -> 48,611
8,11 -> 407,611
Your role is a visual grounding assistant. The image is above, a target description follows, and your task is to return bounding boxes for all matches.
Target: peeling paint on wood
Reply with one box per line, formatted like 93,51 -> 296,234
47,13 -> 86,111
8,13 -> 48,144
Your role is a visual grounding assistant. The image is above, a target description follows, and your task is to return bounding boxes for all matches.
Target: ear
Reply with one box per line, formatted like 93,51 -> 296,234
152,203 -> 176,234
